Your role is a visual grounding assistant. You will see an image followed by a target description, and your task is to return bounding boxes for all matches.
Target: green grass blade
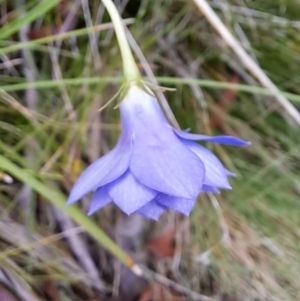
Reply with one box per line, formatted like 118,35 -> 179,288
0,155 -> 134,268
0,0 -> 61,39
0,20 -> 134,55
2,77 -> 300,103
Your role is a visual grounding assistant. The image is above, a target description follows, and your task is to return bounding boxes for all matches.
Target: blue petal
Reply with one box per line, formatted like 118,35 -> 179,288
66,134 -> 131,205
137,201 -> 166,220
130,137 -> 204,199
156,193 -> 196,216
182,140 -> 231,189
87,186 -> 111,216
174,129 -> 250,146
202,185 -> 220,193
120,87 -> 205,199
108,170 -> 157,215
120,85 -> 169,125
225,169 -> 236,177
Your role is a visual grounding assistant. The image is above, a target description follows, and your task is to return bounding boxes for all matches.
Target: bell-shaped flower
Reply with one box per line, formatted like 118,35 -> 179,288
67,84 -> 249,220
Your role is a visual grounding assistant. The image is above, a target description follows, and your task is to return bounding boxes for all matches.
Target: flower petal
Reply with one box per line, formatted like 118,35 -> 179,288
137,201 -> 166,220
131,133 -> 205,199
120,85 -> 169,126
108,170 -> 157,215
120,86 -> 205,199
66,134 -> 131,205
87,186 -> 111,216
174,130 -> 250,146
202,185 -> 220,193
225,169 -> 236,177
156,193 -> 196,216
131,138 -> 204,198
183,140 -> 231,189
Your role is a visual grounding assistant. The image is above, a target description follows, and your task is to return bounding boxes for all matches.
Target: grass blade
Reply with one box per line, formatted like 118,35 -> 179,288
0,155 -> 134,268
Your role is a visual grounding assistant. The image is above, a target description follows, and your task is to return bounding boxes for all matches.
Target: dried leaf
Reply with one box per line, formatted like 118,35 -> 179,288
220,74 -> 239,107
27,27 -> 55,39
147,228 -> 175,258
221,294 -> 242,301
210,75 -> 239,129
69,152 -> 83,184
27,0 -> 78,40
0,284 -> 20,301
138,286 -> 153,301
57,0 -> 75,18
42,280 -> 61,301
138,283 -> 187,301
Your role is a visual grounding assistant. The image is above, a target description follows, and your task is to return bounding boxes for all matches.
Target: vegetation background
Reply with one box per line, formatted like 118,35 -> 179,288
0,0 -> 300,300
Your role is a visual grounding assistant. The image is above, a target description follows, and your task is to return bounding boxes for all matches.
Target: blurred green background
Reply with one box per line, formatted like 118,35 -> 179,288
0,0 -> 300,300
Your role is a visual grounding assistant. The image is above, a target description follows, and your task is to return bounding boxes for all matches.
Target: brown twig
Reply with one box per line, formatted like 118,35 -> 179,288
192,0 -> 300,127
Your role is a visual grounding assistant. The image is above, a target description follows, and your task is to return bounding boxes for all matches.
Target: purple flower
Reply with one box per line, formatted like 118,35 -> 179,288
67,85 -> 249,220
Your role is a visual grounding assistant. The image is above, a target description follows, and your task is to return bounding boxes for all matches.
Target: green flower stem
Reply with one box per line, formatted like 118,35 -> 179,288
0,155 -> 134,268
101,0 -> 140,82
0,0 -> 61,39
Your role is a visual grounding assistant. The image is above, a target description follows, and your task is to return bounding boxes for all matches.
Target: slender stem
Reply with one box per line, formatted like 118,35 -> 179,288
100,0 -> 140,81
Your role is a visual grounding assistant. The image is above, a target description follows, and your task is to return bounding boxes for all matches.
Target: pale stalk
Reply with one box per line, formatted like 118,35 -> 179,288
101,0 -> 140,81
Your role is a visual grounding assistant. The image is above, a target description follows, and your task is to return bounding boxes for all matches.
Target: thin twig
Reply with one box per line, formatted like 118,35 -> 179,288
208,193 -> 231,246
0,58 -> 22,70
141,266 -> 216,301
209,0 -> 300,30
0,90 -> 38,124
195,194 -> 230,266
0,260 -> 40,301
0,210 -> 107,289
55,0 -> 81,55
14,0 -> 39,216
52,207 -> 106,291
0,54 -> 19,76
81,0 -> 102,70
157,38 -> 209,130
192,0 -> 300,127
49,46 -> 74,114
